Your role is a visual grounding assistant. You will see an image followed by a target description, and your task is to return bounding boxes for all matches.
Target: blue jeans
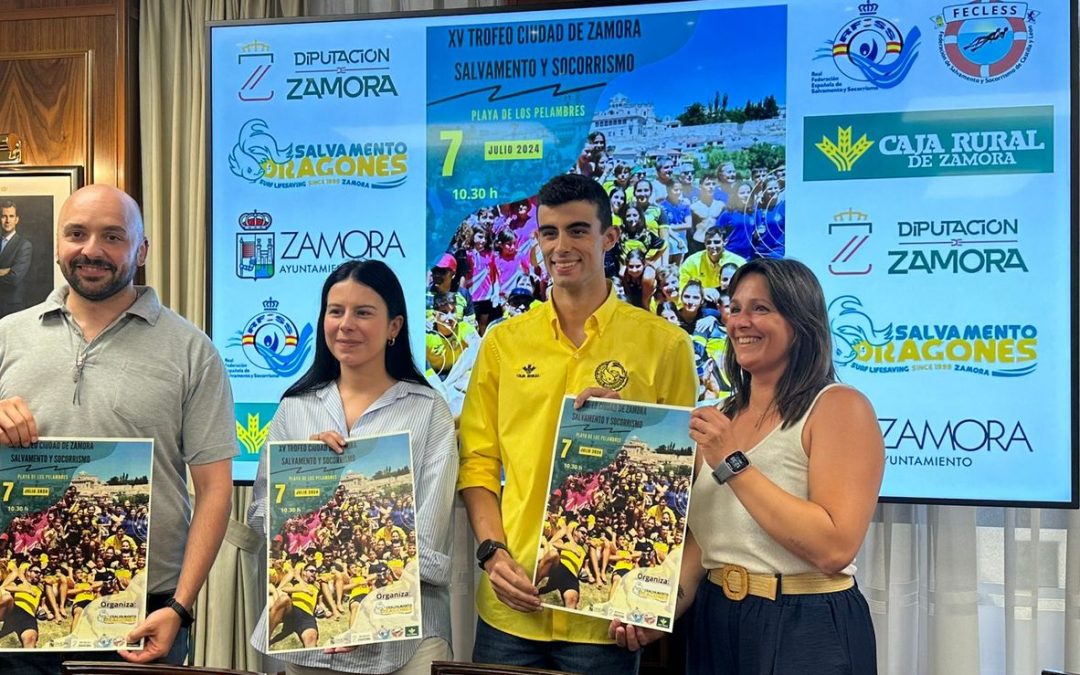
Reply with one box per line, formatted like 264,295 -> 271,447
0,593 -> 189,675
472,617 -> 640,675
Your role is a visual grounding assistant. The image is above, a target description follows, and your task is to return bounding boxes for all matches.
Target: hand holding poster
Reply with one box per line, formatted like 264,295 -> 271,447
266,432 -> 421,652
0,438 -> 152,651
534,397 -> 694,632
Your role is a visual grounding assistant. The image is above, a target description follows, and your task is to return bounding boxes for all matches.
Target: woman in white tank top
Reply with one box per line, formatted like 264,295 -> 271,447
612,258 -> 885,674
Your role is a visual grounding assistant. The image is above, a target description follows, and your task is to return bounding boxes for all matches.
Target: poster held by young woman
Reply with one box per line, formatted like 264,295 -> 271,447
266,432 -> 422,653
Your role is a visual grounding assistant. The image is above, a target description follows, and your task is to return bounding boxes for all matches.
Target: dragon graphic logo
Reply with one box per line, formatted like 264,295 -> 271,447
827,295 -> 893,365
228,119 -> 292,183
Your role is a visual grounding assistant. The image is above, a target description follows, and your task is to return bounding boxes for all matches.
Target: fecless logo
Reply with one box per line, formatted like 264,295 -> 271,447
932,1 -> 1038,83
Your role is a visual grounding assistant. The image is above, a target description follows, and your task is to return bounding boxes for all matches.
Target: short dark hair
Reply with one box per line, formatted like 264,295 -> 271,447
537,174 -> 612,231
0,200 -> 15,211
704,225 -> 732,242
282,259 -> 428,399
721,258 -> 836,428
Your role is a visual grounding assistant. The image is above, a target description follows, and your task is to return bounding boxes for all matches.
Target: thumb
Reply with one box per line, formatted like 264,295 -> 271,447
126,617 -> 153,643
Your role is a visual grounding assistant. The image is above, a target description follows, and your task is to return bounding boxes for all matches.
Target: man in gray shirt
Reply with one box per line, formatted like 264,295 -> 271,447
0,184 -> 235,672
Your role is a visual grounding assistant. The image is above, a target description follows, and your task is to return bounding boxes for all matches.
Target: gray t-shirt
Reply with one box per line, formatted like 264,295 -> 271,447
0,286 -> 237,593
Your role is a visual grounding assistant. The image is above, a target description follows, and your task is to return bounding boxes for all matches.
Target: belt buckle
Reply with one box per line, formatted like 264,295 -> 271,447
720,564 -> 749,601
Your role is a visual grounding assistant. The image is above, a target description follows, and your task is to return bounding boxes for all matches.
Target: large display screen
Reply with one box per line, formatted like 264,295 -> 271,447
208,0 -> 1077,507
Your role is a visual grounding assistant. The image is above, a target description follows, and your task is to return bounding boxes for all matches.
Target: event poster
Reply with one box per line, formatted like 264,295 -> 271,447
266,433 -> 421,652
534,397 -> 694,632
785,0 -> 1072,504
0,438 -> 152,651
424,4 -> 787,415
209,16 -> 431,482
210,0 -> 1075,505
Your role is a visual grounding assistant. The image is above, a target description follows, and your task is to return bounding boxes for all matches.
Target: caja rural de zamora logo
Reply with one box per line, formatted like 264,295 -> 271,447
805,105 -> 1052,180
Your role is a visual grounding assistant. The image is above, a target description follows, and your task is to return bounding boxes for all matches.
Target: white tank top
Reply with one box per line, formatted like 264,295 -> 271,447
687,384 -> 856,576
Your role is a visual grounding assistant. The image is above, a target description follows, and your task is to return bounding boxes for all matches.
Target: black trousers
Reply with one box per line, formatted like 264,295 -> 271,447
688,578 -> 878,674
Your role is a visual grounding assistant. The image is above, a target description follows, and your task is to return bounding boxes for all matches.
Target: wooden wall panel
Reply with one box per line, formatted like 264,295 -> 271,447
0,0 -> 138,194
0,53 -> 91,170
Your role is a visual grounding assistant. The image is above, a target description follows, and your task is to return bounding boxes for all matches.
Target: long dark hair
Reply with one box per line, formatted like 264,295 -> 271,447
282,260 -> 429,399
721,258 -> 835,428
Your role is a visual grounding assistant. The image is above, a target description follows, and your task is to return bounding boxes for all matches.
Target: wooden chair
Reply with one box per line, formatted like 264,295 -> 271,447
62,662 -> 258,675
431,661 -> 577,675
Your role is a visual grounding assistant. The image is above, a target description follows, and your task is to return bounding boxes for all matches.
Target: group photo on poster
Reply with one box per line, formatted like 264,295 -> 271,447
424,4 -> 787,410
533,398 -> 694,631
265,433 -> 421,652
0,439 -> 152,651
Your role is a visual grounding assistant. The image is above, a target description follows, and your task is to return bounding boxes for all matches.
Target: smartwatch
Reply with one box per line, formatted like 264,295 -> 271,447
166,598 -> 194,628
476,539 -> 508,571
711,450 -> 750,485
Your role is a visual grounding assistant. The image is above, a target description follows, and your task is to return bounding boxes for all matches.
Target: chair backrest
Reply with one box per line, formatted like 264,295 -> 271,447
62,662 -> 259,675
431,661 -> 577,675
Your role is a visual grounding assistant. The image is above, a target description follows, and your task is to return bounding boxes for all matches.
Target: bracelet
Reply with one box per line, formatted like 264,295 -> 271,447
166,598 -> 194,628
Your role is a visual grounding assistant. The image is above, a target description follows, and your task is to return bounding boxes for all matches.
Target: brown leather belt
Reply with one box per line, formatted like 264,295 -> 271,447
707,564 -> 853,601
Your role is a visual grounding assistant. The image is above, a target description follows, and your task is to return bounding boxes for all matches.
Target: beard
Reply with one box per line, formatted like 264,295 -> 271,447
60,255 -> 137,301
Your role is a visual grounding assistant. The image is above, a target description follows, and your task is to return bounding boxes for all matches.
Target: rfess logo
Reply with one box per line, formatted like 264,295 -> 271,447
828,295 -> 1037,377
813,2 -> 921,93
227,298 -> 314,378
933,1 -> 1038,83
228,118 -> 408,190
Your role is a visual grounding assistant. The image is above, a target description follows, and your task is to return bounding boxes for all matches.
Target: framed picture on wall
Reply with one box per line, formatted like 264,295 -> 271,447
0,166 -> 83,318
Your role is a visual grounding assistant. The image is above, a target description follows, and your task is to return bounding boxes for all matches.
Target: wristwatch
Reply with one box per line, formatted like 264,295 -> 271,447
476,539 -> 508,571
711,450 -> 750,485
166,598 -> 194,628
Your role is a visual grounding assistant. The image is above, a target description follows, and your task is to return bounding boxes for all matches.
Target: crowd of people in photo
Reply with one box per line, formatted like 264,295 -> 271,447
267,481 -> 418,649
535,447 -> 693,612
0,127 -> 891,675
427,132 -> 787,406
0,485 -> 148,647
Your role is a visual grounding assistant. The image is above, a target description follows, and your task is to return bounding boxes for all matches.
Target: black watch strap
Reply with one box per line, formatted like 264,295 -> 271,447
166,598 -> 194,628
476,539 -> 508,570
